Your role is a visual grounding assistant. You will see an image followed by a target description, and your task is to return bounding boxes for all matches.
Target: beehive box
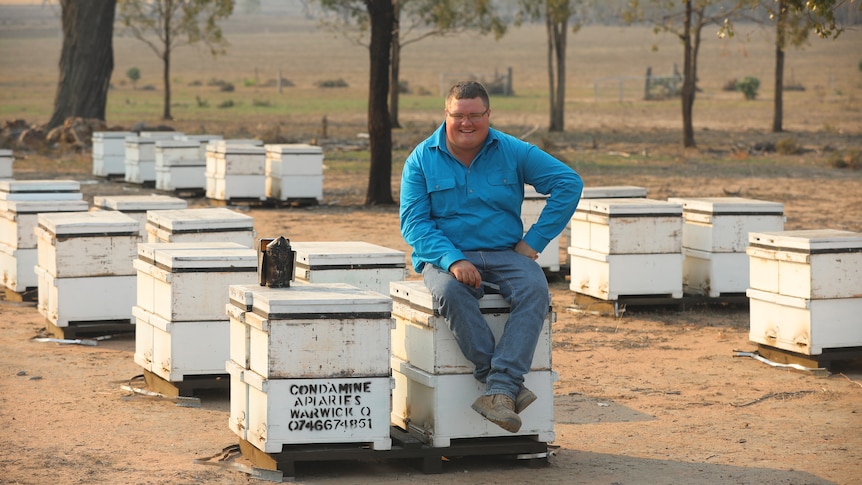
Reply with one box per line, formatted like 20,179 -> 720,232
290,241 -> 407,295
226,360 -> 393,453
154,140 -> 206,191
35,265 -> 135,326
669,197 -> 785,252
522,186 -> 562,272
389,280 -> 553,374
144,207 -> 255,246
747,288 -> 862,355
747,229 -> 862,300
0,244 -> 37,292
35,211 -> 140,278
227,283 -> 392,380
390,357 -> 556,448
133,243 -> 258,322
124,136 -> 159,184
92,131 -> 134,177
579,185 -> 648,201
209,144 -> 266,174
206,173 -> 267,200
568,246 -> 684,300
0,179 -> 82,201
133,305 -> 230,381
0,199 -> 89,249
570,198 -> 683,254
92,195 -> 188,235
681,248 -> 750,297
264,144 -> 324,201
0,149 -> 13,178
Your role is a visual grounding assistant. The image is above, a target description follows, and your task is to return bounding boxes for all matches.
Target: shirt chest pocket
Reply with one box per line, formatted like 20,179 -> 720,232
426,176 -> 461,217
480,170 -> 521,206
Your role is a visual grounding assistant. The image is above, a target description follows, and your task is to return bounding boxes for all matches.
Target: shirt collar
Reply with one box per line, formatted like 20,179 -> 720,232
430,122 -> 499,155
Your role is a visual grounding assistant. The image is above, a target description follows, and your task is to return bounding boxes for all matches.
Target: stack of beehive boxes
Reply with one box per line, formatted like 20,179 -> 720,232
144,207 -> 255,247
154,140 -> 206,191
92,131 -> 134,178
290,241 -> 406,295
0,149 -> 13,179
747,229 -> 862,356
0,180 -> 88,295
388,280 -> 556,448
226,283 -> 394,453
205,141 -> 267,201
33,211 -> 140,331
133,242 -> 258,383
669,197 -> 785,297
91,194 -> 188,236
568,198 -> 684,301
264,144 -> 324,203
125,132 -> 181,185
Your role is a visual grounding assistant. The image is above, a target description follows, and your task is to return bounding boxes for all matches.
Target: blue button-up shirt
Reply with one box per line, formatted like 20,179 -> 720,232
400,122 -> 584,273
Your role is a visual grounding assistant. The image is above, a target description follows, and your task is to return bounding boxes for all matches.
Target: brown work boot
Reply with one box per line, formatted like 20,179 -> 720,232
515,386 -> 537,414
471,394 -> 522,433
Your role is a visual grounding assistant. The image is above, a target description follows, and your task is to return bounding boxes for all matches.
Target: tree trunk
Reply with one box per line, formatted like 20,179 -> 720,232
162,1 -> 173,120
48,0 -> 117,130
389,0 -> 401,129
549,2 -> 568,133
773,0 -> 787,133
680,0 -> 696,148
365,0 -> 395,206
546,13 -> 556,130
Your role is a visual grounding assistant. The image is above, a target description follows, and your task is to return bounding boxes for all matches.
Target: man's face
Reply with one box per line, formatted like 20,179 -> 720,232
444,96 -> 490,155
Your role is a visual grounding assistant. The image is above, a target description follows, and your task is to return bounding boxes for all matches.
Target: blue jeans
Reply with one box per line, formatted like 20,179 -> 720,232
422,250 -> 549,401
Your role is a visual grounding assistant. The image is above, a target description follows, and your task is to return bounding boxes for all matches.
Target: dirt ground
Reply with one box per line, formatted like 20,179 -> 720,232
1,129 -> 862,485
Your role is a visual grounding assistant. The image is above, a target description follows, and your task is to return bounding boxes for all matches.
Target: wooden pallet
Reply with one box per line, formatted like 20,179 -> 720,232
569,291 -> 749,318
208,197 -> 320,209
4,286 -> 37,303
239,427 -> 550,480
142,368 -> 229,398
756,344 -> 862,372
45,318 -> 134,340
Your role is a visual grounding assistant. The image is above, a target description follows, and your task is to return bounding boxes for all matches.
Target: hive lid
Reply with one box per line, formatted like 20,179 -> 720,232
0,149 -> 13,156
154,140 -> 201,149
93,131 -> 134,139
0,179 -> 81,199
668,197 -> 784,215
249,283 -> 392,317
265,143 -> 323,155
177,134 -> 223,142
749,229 -> 862,252
137,241 -> 248,263
579,198 -> 682,217
212,144 -> 266,155
93,195 -> 188,212
206,139 -> 263,150
0,199 -> 89,214
152,247 -> 257,270
37,210 -> 140,235
291,241 -> 405,267
581,185 -> 648,199
389,280 -> 509,312
139,131 -> 180,139
145,208 -> 254,231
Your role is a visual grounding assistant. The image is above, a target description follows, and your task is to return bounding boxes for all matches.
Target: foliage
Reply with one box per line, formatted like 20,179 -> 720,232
126,67 -> 141,88
775,137 -> 801,154
736,76 -> 760,100
315,78 -> 349,88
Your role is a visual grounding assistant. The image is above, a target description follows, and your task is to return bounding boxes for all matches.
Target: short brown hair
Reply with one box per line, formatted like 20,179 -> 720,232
446,81 -> 490,109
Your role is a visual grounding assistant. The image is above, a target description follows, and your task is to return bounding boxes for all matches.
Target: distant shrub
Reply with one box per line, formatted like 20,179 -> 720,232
140,84 -> 156,91
243,79 -> 257,87
217,100 -> 235,109
829,149 -> 862,170
775,137 -> 801,155
195,96 -> 209,108
220,82 -> 235,92
736,76 -> 760,100
722,79 -> 738,92
252,99 -> 272,107
188,80 -> 202,87
398,80 -> 411,94
315,78 -> 348,88
415,86 -> 432,96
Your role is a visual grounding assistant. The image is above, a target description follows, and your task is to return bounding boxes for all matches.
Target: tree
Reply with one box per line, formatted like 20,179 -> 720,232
127,67 -> 142,89
364,0 -> 395,205
117,0 -> 234,120
48,0 -> 117,130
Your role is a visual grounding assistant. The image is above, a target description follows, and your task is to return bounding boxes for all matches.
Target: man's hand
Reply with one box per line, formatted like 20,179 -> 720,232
515,240 -> 539,260
449,259 -> 482,288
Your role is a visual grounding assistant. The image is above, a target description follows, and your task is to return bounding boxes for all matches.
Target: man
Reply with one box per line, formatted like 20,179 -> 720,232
399,81 -> 583,433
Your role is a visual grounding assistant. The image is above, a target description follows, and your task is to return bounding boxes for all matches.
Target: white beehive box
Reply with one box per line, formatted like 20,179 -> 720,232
35,211 -> 140,278
391,357 -> 556,448
0,199 -> 89,249
669,197 -> 785,252
92,131 -> 134,177
155,140 -> 205,191
0,245 -> 37,292
747,288 -> 862,355
124,136 -> 159,184
0,179 -> 82,201
570,198 -> 683,254
568,246 -> 684,300
265,144 -> 324,201
291,241 -> 407,295
389,280 -> 552,374
747,229 -> 862,300
522,186 -> 562,272
210,144 -> 266,174
35,265 -> 135,326
227,283 -> 392,379
92,195 -> 188,235
681,248 -> 750,297
580,185 -> 648,201
226,360 -> 393,453
133,244 -> 257,322
0,149 -> 13,179
207,173 -> 267,200
144,208 -> 255,246
133,305 -> 230,381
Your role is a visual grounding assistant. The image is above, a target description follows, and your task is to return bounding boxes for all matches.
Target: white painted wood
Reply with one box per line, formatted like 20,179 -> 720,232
265,174 -> 323,201
265,144 -> 324,176
669,197 -> 785,252
747,288 -> 862,355
245,282 -> 392,316
747,229 -> 862,300
522,186 -> 562,271
389,279 -> 510,313
0,179 -> 82,201
155,165 -> 206,191
290,241 -> 406,295
226,360 -> 393,453
0,245 -> 37,291
92,195 -> 188,234
210,146 -> 266,174
35,266 -> 135,326
682,248 -> 750,297
580,185 -> 648,201
568,246 -> 684,300
571,198 -> 683,254
206,172 -> 267,200
124,137 -> 161,184
0,200 -> 89,249
144,208 -> 255,246
0,153 -> 12,179
92,131 -> 134,176
391,357 -> 556,448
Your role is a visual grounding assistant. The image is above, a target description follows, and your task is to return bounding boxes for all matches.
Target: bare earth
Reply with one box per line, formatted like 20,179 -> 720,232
2,131 -> 862,485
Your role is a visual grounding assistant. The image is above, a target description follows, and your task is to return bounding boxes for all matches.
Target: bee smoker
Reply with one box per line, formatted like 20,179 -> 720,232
258,236 -> 296,287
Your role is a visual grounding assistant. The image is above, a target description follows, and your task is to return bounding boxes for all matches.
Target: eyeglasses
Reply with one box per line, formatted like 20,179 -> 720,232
446,109 -> 489,123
